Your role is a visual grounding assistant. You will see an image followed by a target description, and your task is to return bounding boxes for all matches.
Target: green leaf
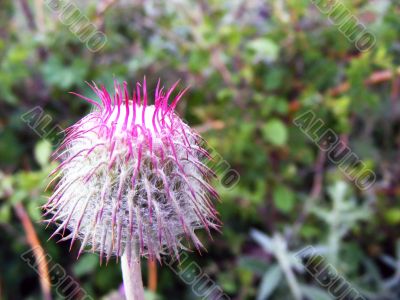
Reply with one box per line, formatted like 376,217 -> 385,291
34,139 -> 52,167
273,185 -> 295,213
239,256 -> 269,276
73,254 -> 98,277
16,171 -> 47,190
256,264 -> 282,300
218,272 -> 237,294
0,128 -> 22,165
144,290 -> 160,300
188,49 -> 210,73
251,229 -> 274,253
0,173 -> 13,198
10,190 -> 28,205
41,56 -> 88,89
262,119 -> 288,146
247,38 -> 279,62
27,200 -> 42,222
300,285 -> 332,300
385,209 -> 400,225
0,204 -> 11,223
264,69 -> 287,91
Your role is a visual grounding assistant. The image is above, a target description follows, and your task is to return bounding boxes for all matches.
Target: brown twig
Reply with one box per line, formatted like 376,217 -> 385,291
310,149 -> 326,200
14,203 -> 52,300
148,259 -> 157,292
329,67 -> 400,96
210,46 -> 235,88
289,149 -> 326,240
97,0 -> 119,17
194,120 -> 225,133
390,74 -> 400,115
95,0 -> 119,29
33,0 -> 45,32
18,0 -> 36,30
178,0 -> 234,88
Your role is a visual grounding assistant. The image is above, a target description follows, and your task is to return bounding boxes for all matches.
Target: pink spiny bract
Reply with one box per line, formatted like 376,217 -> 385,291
44,79 -> 220,264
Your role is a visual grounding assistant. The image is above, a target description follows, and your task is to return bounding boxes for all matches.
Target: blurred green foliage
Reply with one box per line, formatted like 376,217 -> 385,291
1,0 -> 400,299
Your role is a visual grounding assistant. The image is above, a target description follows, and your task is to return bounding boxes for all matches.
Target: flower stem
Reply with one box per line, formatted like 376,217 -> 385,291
121,253 -> 145,300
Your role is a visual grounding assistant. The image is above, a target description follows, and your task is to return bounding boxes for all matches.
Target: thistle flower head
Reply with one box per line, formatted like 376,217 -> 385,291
44,79 -> 220,263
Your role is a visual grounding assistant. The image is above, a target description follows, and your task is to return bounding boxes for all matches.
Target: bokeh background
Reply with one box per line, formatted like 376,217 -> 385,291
1,0 -> 400,299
